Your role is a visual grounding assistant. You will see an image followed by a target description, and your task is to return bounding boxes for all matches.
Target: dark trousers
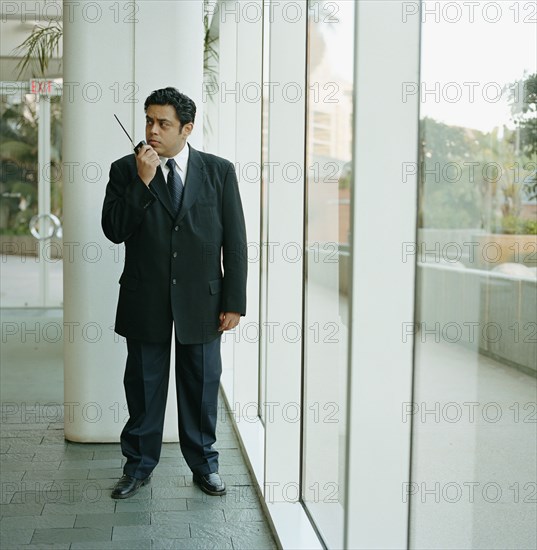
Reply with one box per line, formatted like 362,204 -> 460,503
120,332 -> 222,480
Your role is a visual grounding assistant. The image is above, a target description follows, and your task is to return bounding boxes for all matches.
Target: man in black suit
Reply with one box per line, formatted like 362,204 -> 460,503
102,87 -> 247,499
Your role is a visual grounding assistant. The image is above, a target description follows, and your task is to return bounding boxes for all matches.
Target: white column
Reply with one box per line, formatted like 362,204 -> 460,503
345,1 -> 420,548
132,0 -> 205,440
231,0 -> 262,423
63,0 -> 204,441
213,0 -> 238,398
133,1 -> 204,150
263,0 -> 306,495
225,0 -> 264,484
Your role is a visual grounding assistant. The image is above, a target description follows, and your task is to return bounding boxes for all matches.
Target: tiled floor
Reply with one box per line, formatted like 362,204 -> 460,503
0,310 -> 278,550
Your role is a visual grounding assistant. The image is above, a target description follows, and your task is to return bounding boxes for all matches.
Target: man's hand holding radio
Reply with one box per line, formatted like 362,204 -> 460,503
136,144 -> 160,187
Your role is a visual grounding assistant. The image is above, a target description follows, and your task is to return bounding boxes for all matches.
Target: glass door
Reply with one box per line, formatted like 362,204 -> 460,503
0,81 -> 63,307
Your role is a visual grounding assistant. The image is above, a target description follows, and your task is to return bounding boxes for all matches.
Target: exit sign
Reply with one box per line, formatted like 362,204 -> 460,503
29,79 -> 58,95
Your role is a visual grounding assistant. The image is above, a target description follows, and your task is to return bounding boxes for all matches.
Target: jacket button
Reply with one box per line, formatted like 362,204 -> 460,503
174,225 -> 179,231
172,278 -> 177,285
173,252 -> 178,258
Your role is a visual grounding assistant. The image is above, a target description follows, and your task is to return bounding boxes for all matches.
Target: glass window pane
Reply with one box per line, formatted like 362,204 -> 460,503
410,4 -> 537,549
259,1 -> 272,423
301,2 -> 355,547
1,88 -> 63,307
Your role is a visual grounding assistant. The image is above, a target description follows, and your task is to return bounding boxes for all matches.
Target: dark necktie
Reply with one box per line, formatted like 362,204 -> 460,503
166,158 -> 184,216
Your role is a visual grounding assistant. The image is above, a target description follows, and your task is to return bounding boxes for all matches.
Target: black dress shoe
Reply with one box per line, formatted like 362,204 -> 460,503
193,472 -> 226,496
111,474 -> 151,499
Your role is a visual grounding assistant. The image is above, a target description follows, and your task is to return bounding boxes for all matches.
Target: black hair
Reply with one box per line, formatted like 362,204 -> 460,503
144,87 -> 196,126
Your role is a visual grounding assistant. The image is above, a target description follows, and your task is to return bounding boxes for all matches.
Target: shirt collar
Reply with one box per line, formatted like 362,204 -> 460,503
160,143 -> 189,175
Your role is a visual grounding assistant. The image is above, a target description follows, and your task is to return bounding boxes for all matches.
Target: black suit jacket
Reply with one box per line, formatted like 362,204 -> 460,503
101,144 -> 247,344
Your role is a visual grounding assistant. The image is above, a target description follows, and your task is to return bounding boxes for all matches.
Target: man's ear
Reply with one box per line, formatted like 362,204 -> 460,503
182,122 -> 194,136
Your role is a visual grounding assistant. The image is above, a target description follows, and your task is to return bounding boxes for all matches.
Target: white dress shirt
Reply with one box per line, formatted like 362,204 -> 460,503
160,142 -> 189,186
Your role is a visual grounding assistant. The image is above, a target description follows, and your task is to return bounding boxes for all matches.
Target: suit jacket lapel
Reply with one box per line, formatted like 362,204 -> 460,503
176,144 -> 205,224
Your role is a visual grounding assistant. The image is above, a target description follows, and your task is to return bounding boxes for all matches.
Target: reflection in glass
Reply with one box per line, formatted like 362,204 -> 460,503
410,6 -> 536,549
259,1 -> 272,423
0,88 -> 63,307
301,2 -> 354,548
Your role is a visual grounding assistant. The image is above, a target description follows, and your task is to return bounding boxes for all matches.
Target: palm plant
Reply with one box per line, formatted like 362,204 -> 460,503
13,20 -> 62,78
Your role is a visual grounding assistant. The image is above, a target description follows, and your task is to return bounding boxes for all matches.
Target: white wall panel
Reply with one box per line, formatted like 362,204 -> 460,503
345,1 -> 421,548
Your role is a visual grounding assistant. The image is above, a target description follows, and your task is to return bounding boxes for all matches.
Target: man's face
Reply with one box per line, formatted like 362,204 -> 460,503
145,104 -> 193,158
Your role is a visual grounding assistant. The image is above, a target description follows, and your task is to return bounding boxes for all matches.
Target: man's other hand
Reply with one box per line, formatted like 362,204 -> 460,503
136,144 -> 160,186
218,312 -> 241,332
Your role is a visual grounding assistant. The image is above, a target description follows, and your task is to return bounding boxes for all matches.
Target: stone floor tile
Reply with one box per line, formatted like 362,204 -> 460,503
218,463 -> 251,474
61,441 -> 123,458
60,446 -> 95,456
33,450 -> 94,462
32,477 -> 121,493
112,524 -> 190,541
151,465 -> 192,477
30,527 -> 112,544
231,534 -> 279,549
1,460 -> 60,471
149,475 -> 186,488
40,432 -> 66,443
216,473 -> 254,486
1,383 -> 277,550
19,444 -> 67,455
0,528 -> 35,545
91,450 -> 122,460
150,536 -> 233,549
212,440 -> 239,449
7,480 -> 109,505
0,514 -> 76,529
0,502 -> 44,516
186,495 -> 260,510
1,452 -> 35,461
22,469 -> 89,480
224,508 -> 267,522
158,447 -> 182,458
219,448 -> 245,458
150,509 -> 226,524
224,484 -> 261,502
0,430 -> 45,440
151,486 -> 202,499
71,541 -> 151,550
66,443 -> 122,452
183,474 -> 253,487
155,456 -> 188,466
114,497 -> 188,513
190,521 -> 272,539
58,459 -> 121,470
42,500 -> 115,515
12,544 -> 71,549
87,468 -> 123,479
8,492 -> 75,506
74,511 -> 150,528
27,441 -> 65,449
0,470 -> 25,481
185,497 -> 227,510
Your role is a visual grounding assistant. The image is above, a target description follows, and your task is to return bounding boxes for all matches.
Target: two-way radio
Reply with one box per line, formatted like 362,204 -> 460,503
113,114 -> 146,155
